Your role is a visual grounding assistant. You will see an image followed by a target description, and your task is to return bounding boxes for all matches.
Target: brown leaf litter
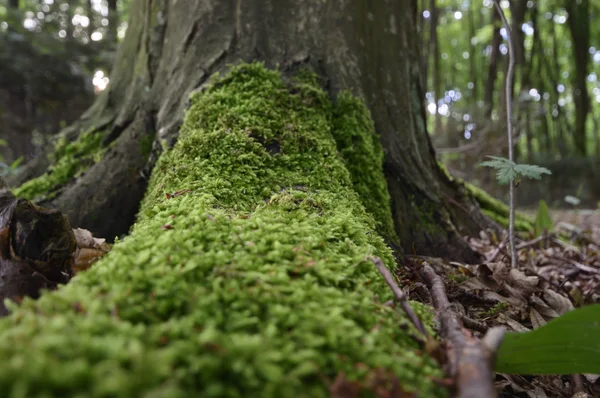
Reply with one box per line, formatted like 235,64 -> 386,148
401,210 -> 600,397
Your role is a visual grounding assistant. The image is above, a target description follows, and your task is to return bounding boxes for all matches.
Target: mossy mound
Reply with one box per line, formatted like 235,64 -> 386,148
466,183 -> 534,233
439,162 -> 534,233
0,63 -> 444,397
331,91 -> 398,243
13,130 -> 105,201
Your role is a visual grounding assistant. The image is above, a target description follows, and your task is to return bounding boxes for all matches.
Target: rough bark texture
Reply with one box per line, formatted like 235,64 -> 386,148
9,0 -> 494,259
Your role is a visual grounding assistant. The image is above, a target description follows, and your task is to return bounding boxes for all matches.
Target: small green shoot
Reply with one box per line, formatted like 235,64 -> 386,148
482,302 -> 508,317
534,200 -> 553,237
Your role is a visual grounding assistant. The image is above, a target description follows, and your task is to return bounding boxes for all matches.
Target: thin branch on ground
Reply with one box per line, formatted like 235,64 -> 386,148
418,261 -> 503,398
487,233 -> 509,262
515,234 -> 548,250
460,315 -> 489,334
369,256 -> 429,337
493,0 -> 517,268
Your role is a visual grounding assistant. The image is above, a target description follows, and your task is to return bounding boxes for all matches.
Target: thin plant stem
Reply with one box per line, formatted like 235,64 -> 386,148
493,0 -> 517,268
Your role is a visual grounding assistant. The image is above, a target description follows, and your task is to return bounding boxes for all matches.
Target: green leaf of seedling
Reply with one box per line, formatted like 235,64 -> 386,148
513,163 -> 552,180
534,200 -> 552,237
479,156 -> 551,185
495,305 -> 600,374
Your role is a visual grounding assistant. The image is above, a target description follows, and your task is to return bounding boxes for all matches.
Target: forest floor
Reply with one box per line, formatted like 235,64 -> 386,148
404,207 -> 600,397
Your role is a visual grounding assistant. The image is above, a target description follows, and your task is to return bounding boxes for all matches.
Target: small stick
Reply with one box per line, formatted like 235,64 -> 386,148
487,233 -> 509,262
369,256 -> 429,337
461,315 -> 489,334
515,234 -> 547,250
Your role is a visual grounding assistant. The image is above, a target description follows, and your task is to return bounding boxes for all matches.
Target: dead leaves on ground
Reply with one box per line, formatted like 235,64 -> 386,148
72,228 -> 110,273
409,214 -> 600,397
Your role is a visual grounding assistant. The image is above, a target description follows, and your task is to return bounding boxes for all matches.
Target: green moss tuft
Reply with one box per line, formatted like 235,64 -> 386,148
13,130 -> 105,200
0,63 -> 444,397
438,161 -> 534,232
332,92 -> 398,243
467,183 -> 534,233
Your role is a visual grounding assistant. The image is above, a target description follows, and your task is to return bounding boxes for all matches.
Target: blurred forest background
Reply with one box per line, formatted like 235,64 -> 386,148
1,0 -> 599,210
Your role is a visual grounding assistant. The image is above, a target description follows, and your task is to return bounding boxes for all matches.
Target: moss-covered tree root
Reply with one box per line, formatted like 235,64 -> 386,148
0,64 -> 444,397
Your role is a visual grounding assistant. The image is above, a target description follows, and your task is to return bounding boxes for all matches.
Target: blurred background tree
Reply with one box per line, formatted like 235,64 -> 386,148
418,0 -> 600,208
0,0 -> 129,174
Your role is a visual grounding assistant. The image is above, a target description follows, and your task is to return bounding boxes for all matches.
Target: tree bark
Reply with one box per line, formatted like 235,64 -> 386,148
484,10 -> 501,118
9,0 -> 493,261
566,0 -> 590,157
107,0 -> 119,44
86,0 -> 95,33
430,0 -> 442,135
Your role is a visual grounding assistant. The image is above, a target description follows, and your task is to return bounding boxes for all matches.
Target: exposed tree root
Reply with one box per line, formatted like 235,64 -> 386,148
417,261 -> 502,398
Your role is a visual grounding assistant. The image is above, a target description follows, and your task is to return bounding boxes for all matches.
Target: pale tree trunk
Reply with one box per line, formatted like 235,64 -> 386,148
10,0 -> 495,263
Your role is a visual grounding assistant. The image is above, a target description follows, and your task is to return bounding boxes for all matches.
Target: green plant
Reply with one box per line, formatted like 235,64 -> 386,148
486,1 -> 600,380
495,305 -> 600,374
479,156 -> 551,186
0,139 -> 23,177
482,302 -> 508,317
479,2 -> 551,269
534,199 -> 553,237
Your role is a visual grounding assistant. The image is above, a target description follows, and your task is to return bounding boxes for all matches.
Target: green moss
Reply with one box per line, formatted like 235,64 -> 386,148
409,194 -> 446,237
467,184 -> 534,233
332,91 -> 398,243
0,63 -> 444,397
482,302 -> 509,317
13,130 -> 105,200
438,161 -> 534,232
139,132 -> 155,159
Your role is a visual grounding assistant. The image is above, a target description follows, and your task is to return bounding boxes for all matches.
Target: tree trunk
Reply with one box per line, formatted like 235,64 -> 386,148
107,0 -> 119,44
10,0 -> 493,262
566,0 -> 590,157
0,0 -> 507,395
484,10 -> 501,119
430,0 -> 442,135
86,0 -> 95,33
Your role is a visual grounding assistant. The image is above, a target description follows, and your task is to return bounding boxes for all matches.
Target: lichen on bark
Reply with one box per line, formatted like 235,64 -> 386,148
0,63 -> 444,397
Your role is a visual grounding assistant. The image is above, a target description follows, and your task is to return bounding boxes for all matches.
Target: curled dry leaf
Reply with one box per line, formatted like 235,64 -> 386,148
542,289 -> 574,316
530,295 -> 560,319
72,228 -> 111,274
529,307 -> 547,329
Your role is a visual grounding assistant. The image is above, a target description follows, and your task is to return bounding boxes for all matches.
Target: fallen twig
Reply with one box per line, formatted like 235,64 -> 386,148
369,256 -> 429,337
418,261 -> 502,398
460,315 -> 489,334
515,234 -> 548,250
487,234 -> 509,262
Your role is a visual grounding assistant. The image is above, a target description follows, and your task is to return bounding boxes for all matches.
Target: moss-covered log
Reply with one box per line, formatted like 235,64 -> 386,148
0,64 -> 445,397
